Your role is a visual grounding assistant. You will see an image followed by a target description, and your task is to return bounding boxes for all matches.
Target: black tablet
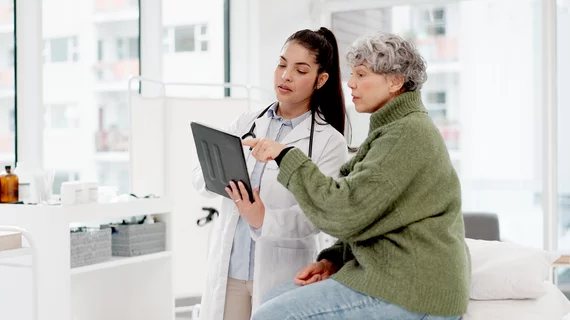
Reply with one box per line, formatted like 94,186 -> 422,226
190,122 -> 254,202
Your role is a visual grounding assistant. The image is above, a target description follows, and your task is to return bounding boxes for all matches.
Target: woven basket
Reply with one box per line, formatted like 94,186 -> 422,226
70,228 -> 112,268
111,222 -> 166,257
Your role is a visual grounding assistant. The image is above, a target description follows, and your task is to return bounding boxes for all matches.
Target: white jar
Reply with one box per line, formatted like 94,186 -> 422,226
14,162 -> 34,203
60,181 -> 83,206
18,182 -> 31,203
82,182 -> 99,204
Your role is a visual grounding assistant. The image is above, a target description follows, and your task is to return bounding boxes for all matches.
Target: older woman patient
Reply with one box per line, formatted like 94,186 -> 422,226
243,32 -> 470,320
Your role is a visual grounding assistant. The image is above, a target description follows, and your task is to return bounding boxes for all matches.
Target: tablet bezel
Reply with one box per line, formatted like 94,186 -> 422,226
191,121 -> 254,203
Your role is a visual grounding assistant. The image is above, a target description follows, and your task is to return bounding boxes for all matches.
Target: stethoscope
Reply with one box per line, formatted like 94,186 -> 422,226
241,103 -> 316,159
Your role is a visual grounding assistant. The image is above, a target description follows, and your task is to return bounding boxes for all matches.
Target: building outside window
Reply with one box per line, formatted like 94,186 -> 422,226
163,24 -> 209,53
43,37 -> 79,63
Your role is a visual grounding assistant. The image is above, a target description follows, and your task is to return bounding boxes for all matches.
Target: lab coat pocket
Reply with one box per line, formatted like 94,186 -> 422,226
271,247 -> 317,288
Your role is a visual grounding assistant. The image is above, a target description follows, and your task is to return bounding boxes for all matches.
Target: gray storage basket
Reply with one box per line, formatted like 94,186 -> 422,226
111,222 -> 166,257
70,228 -> 112,268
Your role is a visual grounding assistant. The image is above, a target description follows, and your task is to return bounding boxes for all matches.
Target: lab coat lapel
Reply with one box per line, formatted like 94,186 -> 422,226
280,115 -> 323,146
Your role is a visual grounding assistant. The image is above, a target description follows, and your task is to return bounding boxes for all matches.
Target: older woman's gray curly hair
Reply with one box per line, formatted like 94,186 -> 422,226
346,32 -> 427,92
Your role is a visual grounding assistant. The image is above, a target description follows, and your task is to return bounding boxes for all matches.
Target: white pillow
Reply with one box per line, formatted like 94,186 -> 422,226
466,238 -> 560,300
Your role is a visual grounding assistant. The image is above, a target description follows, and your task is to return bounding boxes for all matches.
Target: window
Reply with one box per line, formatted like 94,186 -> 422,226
175,26 -> 196,52
71,37 -> 79,61
200,24 -> 209,52
332,9 -> 392,81
49,105 -> 68,129
201,41 -> 209,52
162,29 -> 170,53
97,40 -> 104,61
0,0 -> 14,165
116,39 -> 124,60
162,2 -> 223,99
43,0 -> 140,195
128,37 -> 139,59
46,104 -> 80,129
8,48 -> 14,67
50,38 -> 69,62
331,1 -> 541,251
44,37 -> 79,63
8,109 -> 14,132
425,91 -> 448,120
427,109 -> 447,120
163,24 -> 209,53
421,8 -> 446,36
52,171 -> 80,195
116,37 -> 138,60
97,162 -> 129,193
426,91 -> 447,104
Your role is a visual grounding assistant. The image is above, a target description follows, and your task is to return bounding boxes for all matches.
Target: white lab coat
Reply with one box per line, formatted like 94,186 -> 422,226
193,107 -> 348,320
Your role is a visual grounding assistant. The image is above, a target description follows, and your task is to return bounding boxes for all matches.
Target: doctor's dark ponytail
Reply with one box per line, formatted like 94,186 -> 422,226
286,27 -> 346,137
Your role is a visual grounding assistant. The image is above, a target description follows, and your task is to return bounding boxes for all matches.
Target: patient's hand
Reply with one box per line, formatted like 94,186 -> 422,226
294,259 -> 339,286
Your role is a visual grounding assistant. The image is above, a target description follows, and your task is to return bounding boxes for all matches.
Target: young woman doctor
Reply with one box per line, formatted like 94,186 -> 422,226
192,27 -> 349,320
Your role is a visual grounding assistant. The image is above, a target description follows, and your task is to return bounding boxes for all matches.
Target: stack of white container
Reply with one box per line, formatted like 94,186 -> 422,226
60,181 -> 99,206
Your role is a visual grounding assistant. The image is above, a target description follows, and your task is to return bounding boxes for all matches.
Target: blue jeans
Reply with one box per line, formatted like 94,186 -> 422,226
251,279 -> 462,320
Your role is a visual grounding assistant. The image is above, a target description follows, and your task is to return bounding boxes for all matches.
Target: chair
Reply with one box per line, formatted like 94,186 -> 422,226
463,212 -> 501,241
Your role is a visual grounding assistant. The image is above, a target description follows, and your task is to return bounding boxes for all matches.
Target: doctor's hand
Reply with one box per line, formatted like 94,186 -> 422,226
294,259 -> 339,286
225,181 -> 265,229
242,138 -> 287,163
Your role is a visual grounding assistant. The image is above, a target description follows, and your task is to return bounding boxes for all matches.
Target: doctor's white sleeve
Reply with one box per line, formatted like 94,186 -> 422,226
250,133 -> 349,241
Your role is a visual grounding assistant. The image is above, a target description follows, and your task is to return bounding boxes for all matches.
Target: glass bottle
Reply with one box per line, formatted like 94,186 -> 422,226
0,165 -> 19,203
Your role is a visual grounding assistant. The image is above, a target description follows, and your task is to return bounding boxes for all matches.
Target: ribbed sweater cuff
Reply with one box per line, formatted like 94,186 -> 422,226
274,146 -> 295,166
316,247 -> 345,269
277,148 -> 310,187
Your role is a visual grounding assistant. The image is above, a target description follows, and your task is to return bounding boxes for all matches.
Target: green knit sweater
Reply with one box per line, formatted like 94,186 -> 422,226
277,91 -> 471,316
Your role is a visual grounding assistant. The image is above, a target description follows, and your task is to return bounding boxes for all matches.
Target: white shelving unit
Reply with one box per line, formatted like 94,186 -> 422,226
0,247 -> 33,260
70,251 -> 173,275
0,226 -> 38,320
0,198 -> 173,320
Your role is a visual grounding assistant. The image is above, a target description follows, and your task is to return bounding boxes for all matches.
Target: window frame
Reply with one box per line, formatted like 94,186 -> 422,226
15,0 -> 147,184
11,0 -> 560,254
319,0 -> 559,253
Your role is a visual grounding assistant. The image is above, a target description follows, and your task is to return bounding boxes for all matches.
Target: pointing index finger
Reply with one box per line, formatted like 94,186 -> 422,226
242,138 -> 259,147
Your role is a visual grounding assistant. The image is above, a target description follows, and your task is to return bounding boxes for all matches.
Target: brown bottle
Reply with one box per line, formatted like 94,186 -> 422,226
0,166 -> 19,203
